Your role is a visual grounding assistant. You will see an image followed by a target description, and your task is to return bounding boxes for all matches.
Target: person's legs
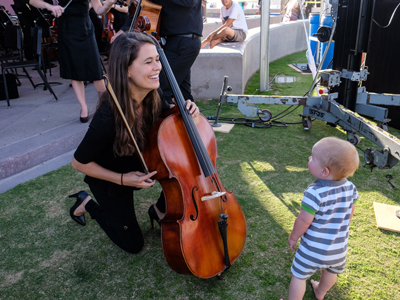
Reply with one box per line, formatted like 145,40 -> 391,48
72,193 -> 91,216
159,36 -> 200,103
209,27 -> 235,49
209,37 -> 224,49
85,184 -> 144,254
71,80 -> 88,118
288,275 -> 307,300
310,270 -> 337,300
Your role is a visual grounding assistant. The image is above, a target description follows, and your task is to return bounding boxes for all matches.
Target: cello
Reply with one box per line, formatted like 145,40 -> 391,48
127,0 -> 161,39
105,32 -> 247,278
142,34 -> 247,279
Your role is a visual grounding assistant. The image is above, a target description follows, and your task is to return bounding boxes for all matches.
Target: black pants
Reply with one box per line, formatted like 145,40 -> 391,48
85,183 -> 166,254
86,183 -> 144,254
159,35 -> 201,103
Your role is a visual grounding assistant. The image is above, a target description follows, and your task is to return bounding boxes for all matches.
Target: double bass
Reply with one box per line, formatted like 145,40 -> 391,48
143,35 -> 247,279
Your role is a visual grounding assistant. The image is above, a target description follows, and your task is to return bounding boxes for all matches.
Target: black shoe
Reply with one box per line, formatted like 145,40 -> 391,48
68,191 -> 89,226
148,205 -> 161,229
80,110 -> 89,123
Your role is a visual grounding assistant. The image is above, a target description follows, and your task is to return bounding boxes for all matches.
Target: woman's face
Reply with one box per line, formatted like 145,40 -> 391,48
127,43 -> 161,95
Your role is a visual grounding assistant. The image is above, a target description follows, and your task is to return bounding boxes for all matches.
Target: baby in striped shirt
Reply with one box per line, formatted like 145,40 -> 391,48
287,137 -> 359,300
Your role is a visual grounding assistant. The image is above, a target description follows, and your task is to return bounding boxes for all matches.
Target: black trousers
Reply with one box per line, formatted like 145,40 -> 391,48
159,35 -> 201,103
85,183 -> 166,254
86,183 -> 144,254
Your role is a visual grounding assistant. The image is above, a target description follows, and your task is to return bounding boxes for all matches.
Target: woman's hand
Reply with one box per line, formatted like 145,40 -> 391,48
185,100 -> 200,118
123,171 -> 157,189
48,4 -> 64,18
92,0 -> 117,15
29,0 -> 63,17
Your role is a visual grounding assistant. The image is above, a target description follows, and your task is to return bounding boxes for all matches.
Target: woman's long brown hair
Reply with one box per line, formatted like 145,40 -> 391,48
99,32 -> 162,157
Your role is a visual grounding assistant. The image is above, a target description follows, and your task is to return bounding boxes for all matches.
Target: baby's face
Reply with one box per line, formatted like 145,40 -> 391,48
308,145 -> 325,179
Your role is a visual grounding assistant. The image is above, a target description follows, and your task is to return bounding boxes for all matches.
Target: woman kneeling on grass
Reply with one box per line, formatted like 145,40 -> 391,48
69,32 -> 199,254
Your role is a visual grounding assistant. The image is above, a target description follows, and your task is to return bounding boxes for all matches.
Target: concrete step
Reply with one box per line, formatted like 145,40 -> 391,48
0,64 -> 99,186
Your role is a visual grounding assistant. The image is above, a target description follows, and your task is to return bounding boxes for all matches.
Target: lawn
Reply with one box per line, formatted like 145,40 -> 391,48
0,51 -> 399,300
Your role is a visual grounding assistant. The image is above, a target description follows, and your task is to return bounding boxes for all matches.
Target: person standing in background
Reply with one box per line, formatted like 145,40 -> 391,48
109,1 -> 128,32
29,0 -> 116,123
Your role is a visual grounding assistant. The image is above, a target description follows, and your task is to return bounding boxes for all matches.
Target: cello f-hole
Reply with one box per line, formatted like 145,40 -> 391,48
190,186 -> 199,221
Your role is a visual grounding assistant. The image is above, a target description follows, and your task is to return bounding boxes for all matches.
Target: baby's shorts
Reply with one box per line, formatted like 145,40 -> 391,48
291,251 -> 346,280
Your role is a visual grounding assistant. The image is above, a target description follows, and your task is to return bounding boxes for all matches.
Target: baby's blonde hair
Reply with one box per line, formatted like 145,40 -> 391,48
313,137 -> 359,180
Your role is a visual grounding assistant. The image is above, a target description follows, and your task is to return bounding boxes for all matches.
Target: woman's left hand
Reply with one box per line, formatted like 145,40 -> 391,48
185,100 -> 200,118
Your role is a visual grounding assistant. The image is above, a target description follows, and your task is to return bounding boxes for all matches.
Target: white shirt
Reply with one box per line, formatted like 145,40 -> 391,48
221,1 -> 248,35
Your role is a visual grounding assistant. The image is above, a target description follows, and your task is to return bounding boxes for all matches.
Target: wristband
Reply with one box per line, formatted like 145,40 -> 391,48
121,173 -> 124,186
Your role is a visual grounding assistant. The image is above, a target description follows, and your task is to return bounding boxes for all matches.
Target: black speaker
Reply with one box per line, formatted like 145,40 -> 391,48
0,73 -> 19,100
364,0 -> 400,129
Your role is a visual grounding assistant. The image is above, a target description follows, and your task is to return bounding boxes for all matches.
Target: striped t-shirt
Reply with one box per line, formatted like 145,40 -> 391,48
291,178 -> 358,279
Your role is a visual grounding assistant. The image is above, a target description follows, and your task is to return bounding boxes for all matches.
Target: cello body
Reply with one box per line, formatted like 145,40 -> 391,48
143,108 -> 247,278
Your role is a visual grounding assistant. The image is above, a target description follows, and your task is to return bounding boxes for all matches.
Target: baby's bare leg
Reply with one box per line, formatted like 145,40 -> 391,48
288,275 -> 306,300
311,270 -> 337,300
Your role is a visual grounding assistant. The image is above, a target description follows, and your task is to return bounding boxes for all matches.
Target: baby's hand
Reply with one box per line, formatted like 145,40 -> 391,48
288,237 -> 298,252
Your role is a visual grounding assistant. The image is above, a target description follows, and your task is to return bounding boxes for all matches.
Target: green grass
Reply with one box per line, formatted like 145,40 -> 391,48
1,51 -> 399,299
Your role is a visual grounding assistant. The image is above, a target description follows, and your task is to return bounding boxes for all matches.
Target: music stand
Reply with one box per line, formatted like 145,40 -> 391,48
0,6 -> 13,47
0,7 -> 14,29
13,3 -> 61,88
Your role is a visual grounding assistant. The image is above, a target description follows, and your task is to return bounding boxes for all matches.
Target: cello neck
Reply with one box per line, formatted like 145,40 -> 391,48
129,0 -> 142,32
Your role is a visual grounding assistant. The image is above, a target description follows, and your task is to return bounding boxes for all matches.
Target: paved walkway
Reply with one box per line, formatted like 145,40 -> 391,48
0,63 -> 99,193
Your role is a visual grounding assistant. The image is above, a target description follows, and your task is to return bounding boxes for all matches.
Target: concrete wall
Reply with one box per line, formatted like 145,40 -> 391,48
192,20 -> 309,100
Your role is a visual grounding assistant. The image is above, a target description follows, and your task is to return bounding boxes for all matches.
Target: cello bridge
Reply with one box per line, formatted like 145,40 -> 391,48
201,191 -> 226,201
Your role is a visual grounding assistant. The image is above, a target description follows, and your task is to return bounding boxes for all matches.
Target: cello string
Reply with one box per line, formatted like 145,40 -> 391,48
157,46 -> 216,177
211,175 -> 223,215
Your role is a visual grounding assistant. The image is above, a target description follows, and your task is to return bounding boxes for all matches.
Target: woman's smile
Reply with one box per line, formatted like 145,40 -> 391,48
127,43 -> 162,99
